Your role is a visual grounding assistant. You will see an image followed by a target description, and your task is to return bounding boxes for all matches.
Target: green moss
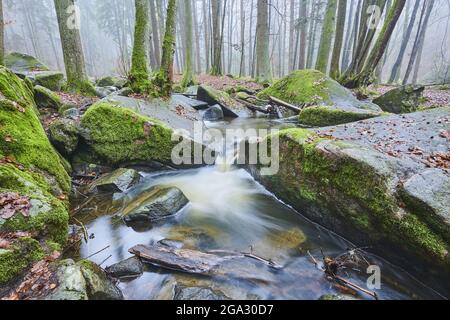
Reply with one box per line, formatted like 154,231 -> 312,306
0,68 -> 71,192
0,237 -> 45,285
4,52 -> 49,72
34,85 -> 62,110
34,72 -> 64,91
96,76 -> 115,87
0,165 -> 69,245
299,106 -> 380,127
80,102 -> 177,166
63,79 -> 97,97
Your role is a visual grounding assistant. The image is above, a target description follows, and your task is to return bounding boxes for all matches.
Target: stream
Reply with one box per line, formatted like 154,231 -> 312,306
73,117 -> 444,300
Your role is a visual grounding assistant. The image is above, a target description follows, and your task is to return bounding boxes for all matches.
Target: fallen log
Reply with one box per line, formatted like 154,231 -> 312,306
269,96 -> 302,113
235,98 -> 271,114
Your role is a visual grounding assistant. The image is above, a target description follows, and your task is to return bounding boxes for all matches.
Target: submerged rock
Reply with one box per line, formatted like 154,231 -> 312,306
48,118 -> 79,156
319,294 -> 358,300
34,85 -> 62,110
174,285 -> 229,300
87,168 -> 141,193
268,228 -> 307,250
48,259 -> 123,300
106,257 -> 143,279
122,186 -> 189,224
249,127 -> 450,279
197,85 -> 252,118
203,104 -> 225,121
373,85 -> 425,114
258,70 -> 383,126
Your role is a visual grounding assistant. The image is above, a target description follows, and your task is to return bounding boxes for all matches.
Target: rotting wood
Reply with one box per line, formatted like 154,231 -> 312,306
269,96 -> 302,113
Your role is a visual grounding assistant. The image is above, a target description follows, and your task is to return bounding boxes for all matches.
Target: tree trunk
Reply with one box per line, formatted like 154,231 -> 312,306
130,0 -> 150,93
210,0 -> 223,75
330,0 -> 346,79
315,0 -> 337,73
54,0 -> 93,94
341,0 -> 356,71
155,0 -> 177,97
288,0 -> 296,72
202,0 -> 210,72
298,0 -> 308,70
149,0 -> 161,69
255,0 -> 272,83
239,0 -> 246,77
0,0 -> 4,65
306,0 -> 317,68
181,0 -> 194,88
192,0 -> 202,73
344,0 -> 406,88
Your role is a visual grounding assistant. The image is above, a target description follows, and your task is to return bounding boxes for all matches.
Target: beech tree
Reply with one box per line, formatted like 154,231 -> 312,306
180,0 -> 194,88
0,0 -> 4,65
315,0 -> 337,73
330,0 -> 346,79
255,0 -> 272,83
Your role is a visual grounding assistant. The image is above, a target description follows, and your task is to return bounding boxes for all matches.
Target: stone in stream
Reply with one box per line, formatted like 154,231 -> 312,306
373,85 -> 425,114
197,85 -> 253,118
172,94 -> 209,110
47,259 -> 123,300
48,118 -> 80,156
34,85 -> 62,110
203,104 -> 225,121
248,110 -> 450,283
87,168 -> 142,193
174,285 -> 229,300
122,186 -> 189,225
257,70 -> 383,126
106,257 -> 143,279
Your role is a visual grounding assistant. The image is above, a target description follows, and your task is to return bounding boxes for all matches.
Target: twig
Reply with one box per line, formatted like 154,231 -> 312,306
73,217 -> 89,243
334,275 -> 379,300
307,250 -> 319,268
86,245 -> 110,260
99,255 -> 112,267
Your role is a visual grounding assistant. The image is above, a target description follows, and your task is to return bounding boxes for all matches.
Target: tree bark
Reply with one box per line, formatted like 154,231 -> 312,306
315,0 -> 337,73
130,0 -> 150,93
298,0 -> 308,70
0,0 -> 4,65
54,0 -> 94,94
330,0 -> 346,79
181,0 -> 194,88
255,0 -> 272,83
239,0 -> 246,77
210,0 -> 223,75
149,0 -> 161,69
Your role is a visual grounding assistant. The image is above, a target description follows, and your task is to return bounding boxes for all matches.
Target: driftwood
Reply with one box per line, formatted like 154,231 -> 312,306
236,98 -> 271,114
269,96 -> 302,113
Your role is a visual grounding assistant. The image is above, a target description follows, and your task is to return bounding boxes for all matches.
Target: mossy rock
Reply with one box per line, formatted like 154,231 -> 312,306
373,85 -> 425,114
34,71 -> 65,91
48,119 -> 80,156
80,102 -> 180,166
0,237 -> 45,285
299,105 -> 383,127
34,85 -> 62,110
95,76 -> 116,87
0,67 -> 70,192
250,128 -> 450,274
197,85 -> 252,118
4,52 -> 49,73
258,70 -> 381,113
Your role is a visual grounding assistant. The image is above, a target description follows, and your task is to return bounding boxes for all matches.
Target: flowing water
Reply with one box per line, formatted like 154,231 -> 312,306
73,118 -> 445,300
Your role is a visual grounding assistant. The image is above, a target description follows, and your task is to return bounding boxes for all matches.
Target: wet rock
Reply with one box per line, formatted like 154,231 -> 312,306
400,169 -> 450,242
167,225 -> 223,250
172,94 -> 209,110
33,71 -> 65,91
373,85 -> 425,114
185,85 -> 199,96
106,256 -> 143,279
203,104 -> 224,121
94,86 -> 117,98
95,76 -> 115,87
4,52 -> 49,73
319,294 -> 358,300
62,107 -> 80,118
115,87 -> 133,96
48,118 -> 79,156
174,286 -> 229,300
268,228 -> 307,250
48,259 -> 123,300
158,239 -> 185,249
299,105 -> 382,127
87,168 -> 141,193
34,85 -> 62,110
197,85 -> 252,118
122,186 -> 189,224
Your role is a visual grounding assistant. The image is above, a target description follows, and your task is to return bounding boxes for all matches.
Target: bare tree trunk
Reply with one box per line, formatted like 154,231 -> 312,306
202,0 -> 210,73
306,0 -> 317,68
256,0 -> 272,83
149,0 -> 161,69
288,0 -> 296,72
210,0 -> 223,75
192,0 -> 201,73
54,0 -> 94,94
342,0 -> 356,71
315,0 -> 337,73
0,0 -> 4,65
330,0 -> 346,79
249,0 -> 255,76
298,0 -> 308,70
239,0 -> 246,77
181,0 -> 194,88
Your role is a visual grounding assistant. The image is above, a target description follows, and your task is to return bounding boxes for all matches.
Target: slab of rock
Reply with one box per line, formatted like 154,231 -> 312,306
33,71 -> 65,91
88,168 -> 141,193
122,186 -> 189,224
4,52 -> 49,73
48,118 -> 79,156
172,94 -> 209,110
106,256 -> 143,279
34,85 -> 62,110
94,86 -> 117,98
197,85 -> 253,118
174,286 -> 229,300
373,85 -> 425,114
203,104 -> 225,121
299,105 -> 382,127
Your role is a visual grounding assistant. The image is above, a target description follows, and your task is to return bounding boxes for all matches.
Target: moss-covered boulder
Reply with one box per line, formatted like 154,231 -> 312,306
95,76 -> 126,89
249,128 -> 450,279
0,67 -> 71,284
80,102 -> 181,166
0,237 -> 45,285
373,85 -> 425,114
197,85 -> 252,118
48,119 -> 79,156
4,52 -> 49,73
34,85 -> 62,110
34,71 -> 65,91
258,70 -> 383,126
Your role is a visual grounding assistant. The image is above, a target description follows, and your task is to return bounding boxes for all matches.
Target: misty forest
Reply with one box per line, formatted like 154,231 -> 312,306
0,0 -> 449,301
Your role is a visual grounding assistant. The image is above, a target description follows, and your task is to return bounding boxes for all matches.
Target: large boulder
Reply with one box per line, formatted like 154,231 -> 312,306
373,85 -> 425,114
48,118 -> 79,156
47,259 -> 123,300
249,128 -> 450,283
0,67 -> 70,283
122,186 -> 189,225
197,85 -> 253,118
87,168 -> 141,193
33,72 -> 65,91
4,52 -> 49,73
258,70 -> 383,126
34,85 -> 62,110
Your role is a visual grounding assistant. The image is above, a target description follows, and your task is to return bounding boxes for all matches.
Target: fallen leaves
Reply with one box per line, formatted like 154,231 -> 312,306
439,130 -> 450,140
0,192 -> 31,220
424,152 -> 450,169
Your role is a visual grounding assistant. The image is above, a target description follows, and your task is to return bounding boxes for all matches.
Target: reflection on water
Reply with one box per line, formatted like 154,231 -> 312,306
75,118 -> 445,300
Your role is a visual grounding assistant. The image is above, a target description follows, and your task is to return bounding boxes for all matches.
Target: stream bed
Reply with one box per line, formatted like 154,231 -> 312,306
72,118 -> 445,300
